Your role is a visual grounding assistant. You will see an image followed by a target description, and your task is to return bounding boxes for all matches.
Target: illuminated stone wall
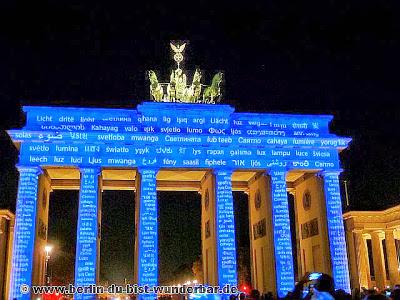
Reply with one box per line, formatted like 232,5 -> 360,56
248,173 -> 276,294
10,103 -> 348,171
6,102 -> 353,298
293,175 -> 331,275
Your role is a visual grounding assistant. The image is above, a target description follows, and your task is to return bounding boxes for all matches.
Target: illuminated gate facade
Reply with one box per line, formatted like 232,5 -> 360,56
7,102 -> 351,299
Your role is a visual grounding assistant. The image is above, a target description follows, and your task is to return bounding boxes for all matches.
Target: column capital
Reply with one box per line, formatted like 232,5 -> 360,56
16,164 -> 43,175
79,166 -> 102,176
384,228 -> 395,234
212,168 -> 234,175
318,169 -> 343,177
266,166 -> 288,173
370,230 -> 385,240
267,167 -> 288,177
371,230 -> 384,235
136,167 -> 159,174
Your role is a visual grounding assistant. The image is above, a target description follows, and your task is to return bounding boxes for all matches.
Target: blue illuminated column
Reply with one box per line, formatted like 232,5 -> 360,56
9,166 -> 42,300
269,168 -> 295,299
214,169 -> 238,288
136,168 -> 158,299
75,167 -> 101,300
321,171 -> 351,293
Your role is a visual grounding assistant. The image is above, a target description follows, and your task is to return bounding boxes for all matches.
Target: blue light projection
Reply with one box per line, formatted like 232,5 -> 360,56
9,166 -> 41,300
269,168 -> 295,298
7,102 -> 353,297
9,103 -> 349,172
75,168 -> 100,300
137,168 -> 158,300
322,171 -> 351,293
17,142 -> 341,170
215,170 -> 238,288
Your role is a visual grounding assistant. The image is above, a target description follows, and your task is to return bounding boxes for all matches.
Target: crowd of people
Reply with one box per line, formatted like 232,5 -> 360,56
231,273 -> 400,300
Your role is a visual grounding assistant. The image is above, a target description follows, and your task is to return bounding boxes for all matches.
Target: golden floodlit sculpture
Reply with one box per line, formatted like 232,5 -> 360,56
148,42 -> 223,104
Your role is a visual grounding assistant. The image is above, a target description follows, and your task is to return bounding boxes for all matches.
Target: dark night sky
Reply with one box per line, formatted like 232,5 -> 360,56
1,0 -> 400,283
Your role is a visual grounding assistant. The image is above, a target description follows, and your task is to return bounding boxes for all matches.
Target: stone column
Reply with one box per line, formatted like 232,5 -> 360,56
200,172 -> 218,285
0,213 -> 14,299
9,166 -> 42,300
353,231 -> 371,288
214,169 -> 238,288
74,168 -> 102,300
0,215 -> 8,298
291,190 -> 303,282
345,230 -> 359,289
32,173 -> 52,287
5,219 -> 15,300
134,168 -> 158,300
321,171 -> 351,293
269,168 -> 295,298
370,231 -> 386,290
384,229 -> 400,285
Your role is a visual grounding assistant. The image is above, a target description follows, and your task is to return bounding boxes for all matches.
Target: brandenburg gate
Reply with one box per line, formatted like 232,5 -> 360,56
6,43 -> 352,299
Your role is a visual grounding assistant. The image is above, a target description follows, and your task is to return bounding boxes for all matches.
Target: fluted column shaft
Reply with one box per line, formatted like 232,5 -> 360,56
269,168 -> 295,298
370,232 -> 386,290
9,166 -> 42,300
322,171 -> 351,293
135,168 -> 158,300
353,231 -> 371,288
384,229 -> 400,285
74,167 -> 101,300
214,169 -> 238,287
